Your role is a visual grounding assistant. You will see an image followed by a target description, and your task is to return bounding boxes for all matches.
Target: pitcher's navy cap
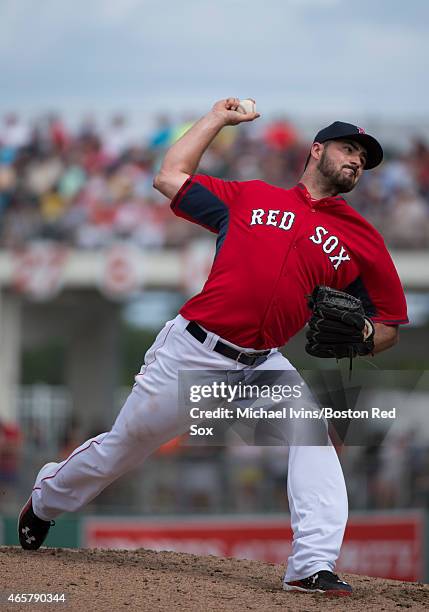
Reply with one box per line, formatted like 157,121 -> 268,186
314,121 -> 383,169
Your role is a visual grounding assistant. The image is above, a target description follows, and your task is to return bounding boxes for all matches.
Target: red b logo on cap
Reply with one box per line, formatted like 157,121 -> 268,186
358,127 -> 365,134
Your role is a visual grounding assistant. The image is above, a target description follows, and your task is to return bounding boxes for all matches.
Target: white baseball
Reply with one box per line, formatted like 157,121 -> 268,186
237,98 -> 256,114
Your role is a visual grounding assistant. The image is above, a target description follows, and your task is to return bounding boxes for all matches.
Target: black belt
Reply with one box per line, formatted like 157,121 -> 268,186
186,321 -> 270,366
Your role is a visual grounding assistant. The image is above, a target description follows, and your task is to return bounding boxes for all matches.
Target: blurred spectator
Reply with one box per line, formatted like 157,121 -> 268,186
148,114 -> 173,149
263,117 -> 298,151
0,113 -> 30,152
103,114 -> 135,158
384,187 -> 429,248
48,114 -> 69,152
409,138 -> 429,199
0,419 -> 23,512
372,433 -> 411,508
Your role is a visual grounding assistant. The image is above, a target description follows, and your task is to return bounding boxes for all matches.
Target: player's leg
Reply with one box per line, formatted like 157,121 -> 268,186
19,383 -> 188,549
30,386 -> 177,521
252,350 -> 348,583
25,316 -> 222,528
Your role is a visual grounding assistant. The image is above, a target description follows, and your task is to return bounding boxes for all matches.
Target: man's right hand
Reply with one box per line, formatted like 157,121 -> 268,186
211,98 -> 260,126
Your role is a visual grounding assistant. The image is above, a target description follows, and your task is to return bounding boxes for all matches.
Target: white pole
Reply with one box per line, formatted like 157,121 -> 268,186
0,289 -> 22,421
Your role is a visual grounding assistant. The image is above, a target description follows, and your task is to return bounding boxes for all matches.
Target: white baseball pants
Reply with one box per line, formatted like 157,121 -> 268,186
31,314 -> 348,581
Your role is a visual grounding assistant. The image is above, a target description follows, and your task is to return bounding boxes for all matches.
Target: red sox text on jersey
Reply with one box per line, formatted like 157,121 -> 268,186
249,208 -> 351,270
171,175 -> 408,349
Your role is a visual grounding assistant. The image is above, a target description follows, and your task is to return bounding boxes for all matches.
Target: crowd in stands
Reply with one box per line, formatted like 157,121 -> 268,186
1,112 -> 429,250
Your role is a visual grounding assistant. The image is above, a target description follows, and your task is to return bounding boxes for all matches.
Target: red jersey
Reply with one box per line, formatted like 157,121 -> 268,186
171,175 -> 408,349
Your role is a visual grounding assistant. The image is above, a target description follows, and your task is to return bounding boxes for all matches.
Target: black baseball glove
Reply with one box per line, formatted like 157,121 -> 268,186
305,285 -> 375,360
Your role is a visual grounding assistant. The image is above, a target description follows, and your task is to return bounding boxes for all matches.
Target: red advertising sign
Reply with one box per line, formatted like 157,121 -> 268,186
84,512 -> 425,582
338,513 -> 424,582
84,517 -> 292,562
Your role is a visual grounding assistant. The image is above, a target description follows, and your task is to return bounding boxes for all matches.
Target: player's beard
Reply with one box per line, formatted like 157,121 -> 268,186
317,148 -> 357,194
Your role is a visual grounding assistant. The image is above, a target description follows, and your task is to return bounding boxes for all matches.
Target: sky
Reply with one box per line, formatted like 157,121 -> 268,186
0,0 -> 428,129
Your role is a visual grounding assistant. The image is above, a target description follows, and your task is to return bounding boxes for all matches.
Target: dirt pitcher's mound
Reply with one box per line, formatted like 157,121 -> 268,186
0,547 -> 428,611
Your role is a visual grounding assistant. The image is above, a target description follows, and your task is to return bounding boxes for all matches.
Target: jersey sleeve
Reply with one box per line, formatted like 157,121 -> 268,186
170,174 -> 242,233
345,240 -> 408,325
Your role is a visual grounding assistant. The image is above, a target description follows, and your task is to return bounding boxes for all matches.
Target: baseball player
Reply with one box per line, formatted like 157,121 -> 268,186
18,98 -> 408,597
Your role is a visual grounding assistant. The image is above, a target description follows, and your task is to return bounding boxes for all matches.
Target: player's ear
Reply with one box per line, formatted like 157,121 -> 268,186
310,141 -> 324,162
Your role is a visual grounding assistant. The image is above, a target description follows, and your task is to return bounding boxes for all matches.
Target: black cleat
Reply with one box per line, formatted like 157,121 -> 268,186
283,570 -> 353,596
18,497 -> 55,550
